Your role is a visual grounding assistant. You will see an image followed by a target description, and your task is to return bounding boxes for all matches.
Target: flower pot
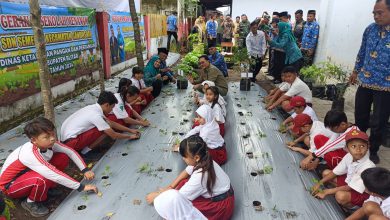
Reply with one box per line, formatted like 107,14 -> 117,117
240,78 -> 251,91
312,85 -> 326,98
176,79 -> 188,89
326,84 -> 337,101
335,83 -> 348,100
331,97 -> 345,112
302,78 -> 313,90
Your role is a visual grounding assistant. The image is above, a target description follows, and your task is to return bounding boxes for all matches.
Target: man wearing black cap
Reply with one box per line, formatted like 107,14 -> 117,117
301,10 -> 319,66
293,9 -> 306,47
272,12 -> 279,19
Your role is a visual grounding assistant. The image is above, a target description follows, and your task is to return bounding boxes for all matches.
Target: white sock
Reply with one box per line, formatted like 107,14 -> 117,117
81,147 -> 92,155
27,198 -> 34,203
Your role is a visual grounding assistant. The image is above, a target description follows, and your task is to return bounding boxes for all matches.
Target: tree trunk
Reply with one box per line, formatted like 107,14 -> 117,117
128,0 -> 144,67
29,0 -> 55,123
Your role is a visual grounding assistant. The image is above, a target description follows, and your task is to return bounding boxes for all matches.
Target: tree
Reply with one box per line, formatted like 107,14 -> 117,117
128,0 -> 144,67
29,0 -> 55,123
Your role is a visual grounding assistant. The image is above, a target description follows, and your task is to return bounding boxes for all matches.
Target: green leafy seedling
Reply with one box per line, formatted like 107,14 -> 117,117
81,194 -> 89,202
262,152 -> 269,158
175,138 -> 181,145
159,129 -> 168,135
257,132 -> 267,138
263,165 -> 273,174
138,163 -> 152,174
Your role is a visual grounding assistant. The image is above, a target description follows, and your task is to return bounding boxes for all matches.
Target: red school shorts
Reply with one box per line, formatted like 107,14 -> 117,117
336,175 -> 369,207
176,179 -> 235,220
64,127 -> 104,151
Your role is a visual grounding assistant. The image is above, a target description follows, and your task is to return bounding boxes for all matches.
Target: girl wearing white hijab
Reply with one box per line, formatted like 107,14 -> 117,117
174,104 -> 227,165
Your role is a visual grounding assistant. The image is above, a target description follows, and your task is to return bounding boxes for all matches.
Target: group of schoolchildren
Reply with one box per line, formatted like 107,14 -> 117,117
265,65 -> 390,220
146,80 -> 235,220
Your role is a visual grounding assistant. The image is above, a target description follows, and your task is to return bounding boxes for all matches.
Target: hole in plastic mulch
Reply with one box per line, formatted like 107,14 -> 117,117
77,205 -> 86,210
165,169 -> 172,172
101,176 -> 109,179
122,153 -> 128,156
250,172 -> 258,176
252,201 -> 261,206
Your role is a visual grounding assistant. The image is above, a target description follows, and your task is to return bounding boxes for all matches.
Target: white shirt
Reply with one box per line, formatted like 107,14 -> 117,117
291,106 -> 318,122
131,78 -> 146,90
308,121 -> 335,152
210,103 -> 225,123
111,93 -> 129,119
285,77 -> 312,103
60,103 -> 110,141
278,82 -> 291,92
333,153 -> 375,193
365,196 -> 390,218
154,189 -> 207,220
179,161 -> 231,200
246,30 -> 267,58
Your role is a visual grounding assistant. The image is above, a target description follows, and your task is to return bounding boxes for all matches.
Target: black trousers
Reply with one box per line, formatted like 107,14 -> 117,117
355,86 -> 390,154
167,31 -> 178,51
217,33 -> 223,45
271,50 -> 286,81
290,58 -> 304,74
207,38 -> 217,48
152,79 -> 163,97
250,56 -> 262,82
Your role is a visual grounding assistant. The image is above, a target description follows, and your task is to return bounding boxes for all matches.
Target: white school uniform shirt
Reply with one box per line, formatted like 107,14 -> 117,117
285,77 -> 312,104
333,153 -> 376,193
110,93 -> 130,119
291,106 -> 318,122
131,78 -> 146,90
278,82 -> 291,92
308,121 -> 336,152
179,161 -> 231,200
210,103 -> 225,123
154,189 -> 207,220
365,196 -> 390,218
314,125 -> 359,158
60,103 -> 110,141
185,105 -> 225,149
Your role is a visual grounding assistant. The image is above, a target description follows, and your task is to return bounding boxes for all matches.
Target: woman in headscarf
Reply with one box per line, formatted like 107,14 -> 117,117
193,16 -> 206,42
144,56 -> 167,97
265,22 -> 303,72
117,25 -> 125,62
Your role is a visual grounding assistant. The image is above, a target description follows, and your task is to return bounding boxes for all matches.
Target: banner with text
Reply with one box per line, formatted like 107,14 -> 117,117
107,11 -> 145,65
0,2 -> 99,105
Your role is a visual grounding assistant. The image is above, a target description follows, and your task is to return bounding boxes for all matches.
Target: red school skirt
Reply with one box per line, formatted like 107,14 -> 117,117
176,179 -> 235,220
208,144 -> 227,165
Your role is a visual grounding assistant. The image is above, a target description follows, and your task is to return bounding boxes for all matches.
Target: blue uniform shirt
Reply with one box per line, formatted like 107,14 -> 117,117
209,52 -> 228,77
167,15 -> 177,32
301,21 -> 320,50
354,23 -> 390,91
206,20 -> 217,38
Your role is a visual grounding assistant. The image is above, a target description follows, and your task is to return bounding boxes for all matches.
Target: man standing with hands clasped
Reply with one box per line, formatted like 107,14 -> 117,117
246,22 -> 266,82
349,0 -> 390,164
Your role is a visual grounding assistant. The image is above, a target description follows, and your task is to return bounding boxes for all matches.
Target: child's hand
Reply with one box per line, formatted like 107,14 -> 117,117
141,119 -> 150,127
286,141 -> 295,147
140,100 -> 147,105
146,191 -> 160,204
129,133 -> 141,140
266,105 -> 275,111
287,145 -> 300,152
84,184 -> 98,193
84,171 -> 95,180
314,189 -> 329,199
130,129 -> 140,134
311,183 -> 322,195
172,144 -> 179,152
136,97 -> 142,102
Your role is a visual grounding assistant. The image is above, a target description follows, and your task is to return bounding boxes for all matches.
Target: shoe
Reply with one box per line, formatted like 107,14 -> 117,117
370,154 -> 380,164
21,200 -> 49,217
48,188 -> 62,197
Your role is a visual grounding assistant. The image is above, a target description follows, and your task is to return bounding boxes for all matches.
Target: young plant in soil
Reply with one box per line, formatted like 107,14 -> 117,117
263,165 -> 273,174
257,132 -> 267,138
159,129 -> 168,135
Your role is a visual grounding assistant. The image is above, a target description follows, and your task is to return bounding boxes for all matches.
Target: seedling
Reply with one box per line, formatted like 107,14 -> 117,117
172,131 -> 178,135
97,192 -> 103,198
272,204 -> 278,212
245,112 -> 253,116
156,166 -> 164,172
285,211 -> 298,218
278,124 -> 287,133
102,165 -> 112,176
262,152 -> 269,158
159,129 -> 168,135
138,163 -> 153,175
175,138 -> 181,145
4,198 -> 15,209
263,165 -> 273,174
310,178 -> 324,193
81,194 -> 89,202
133,199 -> 142,205
257,132 -> 267,138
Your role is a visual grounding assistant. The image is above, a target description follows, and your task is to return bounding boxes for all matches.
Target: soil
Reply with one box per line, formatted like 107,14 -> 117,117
0,64 -> 99,107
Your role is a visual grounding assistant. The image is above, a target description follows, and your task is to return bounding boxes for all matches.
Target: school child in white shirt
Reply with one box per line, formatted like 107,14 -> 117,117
0,118 -> 98,217
346,167 -> 390,220
60,91 -> 140,156
282,96 -> 318,136
147,135 -> 234,220
174,104 -> 227,165
301,111 -> 357,171
117,78 -> 145,114
264,75 -> 290,106
205,86 -> 226,136
194,81 -> 227,115
107,85 -> 150,127
131,67 -> 154,105
311,129 -> 375,209
267,66 -> 312,112
286,113 -> 335,157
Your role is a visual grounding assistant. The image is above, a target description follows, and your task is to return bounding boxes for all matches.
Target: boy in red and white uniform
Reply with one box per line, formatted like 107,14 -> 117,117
60,91 -> 140,156
0,117 -> 98,217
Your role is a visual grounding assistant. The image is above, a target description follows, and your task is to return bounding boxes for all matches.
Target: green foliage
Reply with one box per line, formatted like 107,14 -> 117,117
232,48 -> 252,73
263,165 -> 273,174
34,79 -> 41,89
300,64 -> 325,85
175,52 -> 200,79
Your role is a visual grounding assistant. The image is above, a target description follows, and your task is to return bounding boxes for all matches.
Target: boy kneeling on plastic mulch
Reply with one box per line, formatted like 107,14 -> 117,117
311,129 -> 375,210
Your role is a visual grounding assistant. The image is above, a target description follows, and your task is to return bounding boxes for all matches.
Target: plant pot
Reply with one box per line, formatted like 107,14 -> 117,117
240,78 -> 251,91
331,97 -> 345,112
312,85 -> 326,98
302,78 -> 313,90
335,83 -> 348,100
326,84 -> 337,101
176,79 -> 188,89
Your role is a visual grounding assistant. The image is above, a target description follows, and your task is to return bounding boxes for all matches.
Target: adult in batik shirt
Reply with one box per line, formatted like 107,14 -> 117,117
301,10 -> 319,66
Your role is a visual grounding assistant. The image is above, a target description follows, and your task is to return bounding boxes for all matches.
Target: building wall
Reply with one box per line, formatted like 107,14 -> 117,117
231,0 -> 321,22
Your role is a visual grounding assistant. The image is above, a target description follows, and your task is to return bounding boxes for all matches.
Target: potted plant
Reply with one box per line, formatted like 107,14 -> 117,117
232,48 -> 252,91
300,64 -> 326,98
324,61 -> 349,111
